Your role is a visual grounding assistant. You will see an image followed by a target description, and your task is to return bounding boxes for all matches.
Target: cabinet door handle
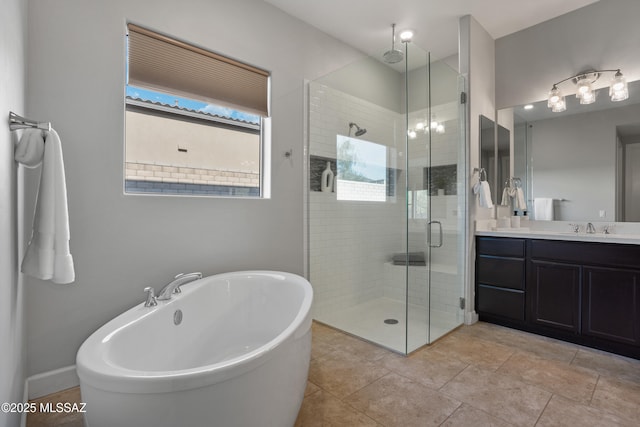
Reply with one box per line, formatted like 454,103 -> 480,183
427,220 -> 443,248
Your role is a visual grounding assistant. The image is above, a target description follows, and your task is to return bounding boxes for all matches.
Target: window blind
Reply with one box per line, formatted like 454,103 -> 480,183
127,24 -> 270,117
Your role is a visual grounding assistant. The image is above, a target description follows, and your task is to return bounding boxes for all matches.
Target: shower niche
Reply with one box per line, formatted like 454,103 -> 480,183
307,42 -> 467,354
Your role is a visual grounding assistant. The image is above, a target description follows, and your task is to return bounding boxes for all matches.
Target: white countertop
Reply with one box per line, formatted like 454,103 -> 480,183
476,229 -> 640,245
475,220 -> 640,245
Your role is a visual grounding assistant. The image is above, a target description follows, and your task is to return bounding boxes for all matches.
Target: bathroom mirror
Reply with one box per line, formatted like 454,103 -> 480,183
503,79 -> 640,222
479,115 -> 510,204
479,115 -> 496,197
496,124 -> 510,206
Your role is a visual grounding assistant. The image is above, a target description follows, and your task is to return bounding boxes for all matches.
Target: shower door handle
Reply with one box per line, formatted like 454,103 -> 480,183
427,220 -> 443,248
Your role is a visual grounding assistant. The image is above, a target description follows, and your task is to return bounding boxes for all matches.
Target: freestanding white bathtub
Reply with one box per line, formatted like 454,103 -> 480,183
76,271 -> 313,427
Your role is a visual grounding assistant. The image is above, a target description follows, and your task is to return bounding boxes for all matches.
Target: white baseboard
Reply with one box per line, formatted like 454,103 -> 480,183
465,311 -> 479,325
26,365 -> 79,400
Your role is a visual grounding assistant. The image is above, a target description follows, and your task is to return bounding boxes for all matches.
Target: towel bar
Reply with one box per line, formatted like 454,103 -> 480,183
472,167 -> 487,181
504,176 -> 522,188
9,112 -> 51,132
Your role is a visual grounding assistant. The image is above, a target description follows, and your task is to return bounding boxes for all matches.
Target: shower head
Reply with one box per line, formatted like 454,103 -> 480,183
383,24 -> 404,64
383,49 -> 404,64
349,122 -> 367,137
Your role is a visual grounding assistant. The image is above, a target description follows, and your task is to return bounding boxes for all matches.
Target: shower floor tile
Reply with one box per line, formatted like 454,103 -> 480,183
314,297 -> 459,353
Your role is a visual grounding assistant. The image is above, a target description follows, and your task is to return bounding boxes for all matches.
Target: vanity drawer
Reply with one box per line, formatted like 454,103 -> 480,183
477,256 -> 525,290
477,285 -> 525,321
530,239 -> 640,269
477,237 -> 525,258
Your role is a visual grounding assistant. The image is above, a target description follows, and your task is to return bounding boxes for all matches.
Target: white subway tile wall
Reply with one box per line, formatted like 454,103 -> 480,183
309,81 -> 404,318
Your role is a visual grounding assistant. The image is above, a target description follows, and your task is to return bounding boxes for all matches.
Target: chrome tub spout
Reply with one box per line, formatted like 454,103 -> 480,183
157,272 -> 203,301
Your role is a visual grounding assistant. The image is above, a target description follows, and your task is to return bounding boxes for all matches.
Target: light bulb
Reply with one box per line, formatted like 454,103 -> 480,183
399,30 -> 414,42
612,81 -> 625,91
580,90 -> 595,104
575,77 -> 593,100
551,97 -> 566,112
611,88 -> 629,102
415,121 -> 425,131
407,129 -> 417,139
610,70 -> 629,102
548,85 -> 563,109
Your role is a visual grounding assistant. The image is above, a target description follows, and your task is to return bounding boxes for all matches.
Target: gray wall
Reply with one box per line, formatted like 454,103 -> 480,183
25,0 -> 362,376
316,56 -> 401,113
625,142 -> 640,221
1,0 -> 27,425
405,57 -> 460,114
530,103 -> 640,221
461,14 -> 496,219
496,0 -> 640,109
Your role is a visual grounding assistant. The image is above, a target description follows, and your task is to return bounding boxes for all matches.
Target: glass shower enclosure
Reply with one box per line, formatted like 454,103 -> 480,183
307,41 -> 467,354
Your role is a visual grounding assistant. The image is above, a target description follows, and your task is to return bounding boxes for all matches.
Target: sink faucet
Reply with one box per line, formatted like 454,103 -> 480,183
586,222 -> 596,234
157,272 -> 202,301
569,223 -> 581,233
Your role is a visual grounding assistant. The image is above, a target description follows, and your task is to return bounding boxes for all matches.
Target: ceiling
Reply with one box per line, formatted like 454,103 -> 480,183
263,0 -> 599,61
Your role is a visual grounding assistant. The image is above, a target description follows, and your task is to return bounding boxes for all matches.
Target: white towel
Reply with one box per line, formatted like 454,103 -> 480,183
473,180 -> 494,209
515,187 -> 527,210
501,186 -> 518,206
534,198 -> 554,221
14,129 -> 45,168
16,129 -> 75,284
501,187 -> 510,206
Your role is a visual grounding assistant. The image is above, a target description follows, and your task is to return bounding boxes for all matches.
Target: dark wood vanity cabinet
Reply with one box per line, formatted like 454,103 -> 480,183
529,260 -> 581,333
582,266 -> 640,346
476,236 -> 640,359
475,238 -> 526,323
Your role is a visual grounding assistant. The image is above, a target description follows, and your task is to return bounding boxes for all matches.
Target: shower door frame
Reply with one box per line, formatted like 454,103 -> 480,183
403,44 -> 468,353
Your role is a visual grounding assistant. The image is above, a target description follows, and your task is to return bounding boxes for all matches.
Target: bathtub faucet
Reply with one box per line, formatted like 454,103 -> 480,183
157,272 -> 203,301
143,287 -> 157,307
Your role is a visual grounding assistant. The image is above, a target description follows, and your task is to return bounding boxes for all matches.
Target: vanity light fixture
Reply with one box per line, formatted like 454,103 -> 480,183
547,69 -> 629,112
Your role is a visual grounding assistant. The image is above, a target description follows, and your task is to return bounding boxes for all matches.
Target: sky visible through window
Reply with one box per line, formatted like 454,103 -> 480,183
125,85 -> 261,125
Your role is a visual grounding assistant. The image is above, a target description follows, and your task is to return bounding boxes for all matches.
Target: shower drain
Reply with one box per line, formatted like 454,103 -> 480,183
384,318 -> 399,325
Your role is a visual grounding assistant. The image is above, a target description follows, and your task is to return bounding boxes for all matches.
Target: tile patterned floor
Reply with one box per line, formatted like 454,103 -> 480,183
27,321 -> 640,426
298,321 -> 640,427
26,387 -> 84,427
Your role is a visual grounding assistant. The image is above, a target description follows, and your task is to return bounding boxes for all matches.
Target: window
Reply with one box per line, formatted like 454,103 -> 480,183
335,135 -> 387,202
125,24 -> 271,197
